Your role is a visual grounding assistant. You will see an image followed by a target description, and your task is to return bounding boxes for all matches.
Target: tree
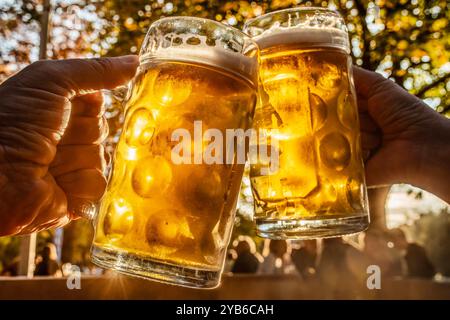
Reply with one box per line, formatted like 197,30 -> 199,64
1,1 -> 448,121
95,0 -> 449,113
0,0 -> 114,80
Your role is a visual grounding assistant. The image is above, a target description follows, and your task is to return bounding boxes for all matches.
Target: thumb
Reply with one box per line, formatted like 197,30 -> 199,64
352,66 -> 390,99
10,55 -> 139,97
353,66 -> 423,128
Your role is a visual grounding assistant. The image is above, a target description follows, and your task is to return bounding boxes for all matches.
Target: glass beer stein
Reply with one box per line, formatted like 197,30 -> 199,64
244,8 -> 370,239
91,17 -> 259,288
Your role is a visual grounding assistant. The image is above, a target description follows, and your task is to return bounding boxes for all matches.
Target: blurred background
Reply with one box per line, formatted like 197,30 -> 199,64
0,0 -> 449,298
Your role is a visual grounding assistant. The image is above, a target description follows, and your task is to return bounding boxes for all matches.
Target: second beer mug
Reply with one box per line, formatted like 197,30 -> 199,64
244,8 -> 370,239
91,17 -> 258,288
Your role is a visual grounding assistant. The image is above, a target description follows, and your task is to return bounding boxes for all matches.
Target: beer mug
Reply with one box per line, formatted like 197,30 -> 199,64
244,8 -> 369,239
91,17 -> 259,288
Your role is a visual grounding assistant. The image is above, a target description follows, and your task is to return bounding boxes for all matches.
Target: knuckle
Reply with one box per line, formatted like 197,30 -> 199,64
88,144 -> 103,161
28,60 -> 47,71
91,57 -> 114,76
91,170 -> 108,198
27,60 -> 58,75
21,60 -> 64,89
87,117 -> 102,138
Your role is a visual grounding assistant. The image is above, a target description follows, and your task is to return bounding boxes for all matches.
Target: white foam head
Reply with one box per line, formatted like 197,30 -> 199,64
244,8 -> 350,52
140,18 -> 259,86
254,27 -> 349,52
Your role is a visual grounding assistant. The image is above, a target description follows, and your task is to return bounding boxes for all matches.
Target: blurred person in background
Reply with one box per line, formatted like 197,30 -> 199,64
291,240 -> 319,279
258,239 -> 297,275
317,237 -> 361,297
405,244 -> 436,279
0,257 -> 20,277
362,229 -> 403,278
389,228 -> 435,279
343,228 -> 429,285
318,237 -> 356,276
34,243 -> 62,277
231,236 -> 262,274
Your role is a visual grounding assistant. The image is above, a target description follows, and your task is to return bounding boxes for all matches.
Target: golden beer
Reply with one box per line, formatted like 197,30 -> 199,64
91,17 -> 258,288
244,8 -> 369,239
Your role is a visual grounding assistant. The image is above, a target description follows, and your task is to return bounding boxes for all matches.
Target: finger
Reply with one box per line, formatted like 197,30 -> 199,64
11,55 -> 139,97
15,180 -> 70,235
362,149 -> 371,162
71,91 -> 105,117
19,214 -> 71,235
356,98 -> 368,112
50,144 -> 106,177
0,175 -> 66,236
353,66 -> 391,99
60,116 -> 108,145
56,168 -> 107,200
361,131 -> 381,150
365,149 -> 401,187
365,165 -> 385,187
359,112 -> 379,133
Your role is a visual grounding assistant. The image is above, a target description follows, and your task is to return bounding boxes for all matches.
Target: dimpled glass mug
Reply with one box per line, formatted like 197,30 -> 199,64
244,8 -> 370,239
90,17 -> 259,288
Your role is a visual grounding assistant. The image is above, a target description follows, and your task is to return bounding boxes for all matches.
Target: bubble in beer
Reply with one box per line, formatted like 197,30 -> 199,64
309,92 -> 327,130
132,156 -> 172,198
319,132 -> 351,171
103,198 -> 134,241
125,108 -> 155,147
153,69 -> 192,107
186,36 -> 201,45
145,209 -> 193,247
337,93 -> 357,130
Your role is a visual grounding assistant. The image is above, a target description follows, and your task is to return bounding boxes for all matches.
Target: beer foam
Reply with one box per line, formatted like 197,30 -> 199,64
141,33 -> 258,86
253,27 -> 349,52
